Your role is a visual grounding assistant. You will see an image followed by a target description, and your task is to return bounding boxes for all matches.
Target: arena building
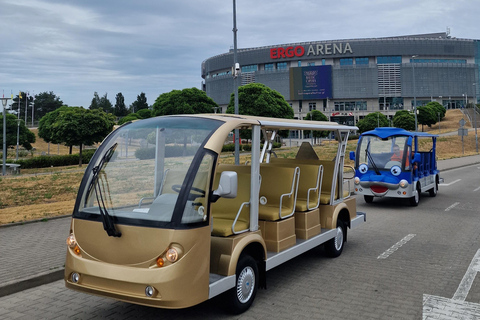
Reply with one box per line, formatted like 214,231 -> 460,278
201,32 -> 480,126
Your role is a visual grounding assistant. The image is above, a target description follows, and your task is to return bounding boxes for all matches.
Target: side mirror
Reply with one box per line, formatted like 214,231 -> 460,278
212,171 -> 238,201
349,151 -> 356,161
413,153 -> 421,163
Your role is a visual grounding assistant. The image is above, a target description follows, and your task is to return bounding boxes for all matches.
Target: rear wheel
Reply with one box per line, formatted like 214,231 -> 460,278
325,220 -> 346,258
227,255 -> 259,314
429,178 -> 438,197
364,195 -> 374,203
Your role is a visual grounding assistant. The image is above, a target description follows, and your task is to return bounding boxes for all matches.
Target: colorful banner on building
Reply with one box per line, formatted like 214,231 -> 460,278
289,65 -> 332,100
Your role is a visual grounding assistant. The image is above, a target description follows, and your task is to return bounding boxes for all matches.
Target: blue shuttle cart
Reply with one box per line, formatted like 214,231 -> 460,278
350,127 -> 441,206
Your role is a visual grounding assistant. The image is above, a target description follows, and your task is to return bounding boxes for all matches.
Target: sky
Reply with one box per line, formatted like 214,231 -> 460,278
1,0 -> 479,109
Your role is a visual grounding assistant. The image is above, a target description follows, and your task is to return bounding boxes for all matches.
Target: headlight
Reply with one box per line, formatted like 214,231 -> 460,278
354,177 -> 360,185
399,179 -> 408,188
166,248 -> 179,263
66,234 -> 76,248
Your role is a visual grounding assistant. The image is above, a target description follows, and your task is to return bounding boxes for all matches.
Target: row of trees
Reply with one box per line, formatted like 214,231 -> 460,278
357,101 -> 447,133
2,83 -> 454,168
7,91 -> 150,124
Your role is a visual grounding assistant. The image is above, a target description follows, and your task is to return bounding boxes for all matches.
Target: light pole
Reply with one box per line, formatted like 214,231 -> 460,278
412,55 -> 418,131
1,96 -> 11,176
232,0 -> 240,165
15,119 -> 21,160
474,83 -> 478,153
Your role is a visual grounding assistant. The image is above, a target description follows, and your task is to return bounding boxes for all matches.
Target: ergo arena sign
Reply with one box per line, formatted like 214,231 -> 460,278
270,43 -> 353,59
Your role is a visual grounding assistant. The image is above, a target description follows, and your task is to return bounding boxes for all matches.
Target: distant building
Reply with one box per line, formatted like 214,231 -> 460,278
202,32 -> 479,126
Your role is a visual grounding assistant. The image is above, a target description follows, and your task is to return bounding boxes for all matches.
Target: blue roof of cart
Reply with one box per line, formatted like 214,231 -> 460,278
361,127 -> 438,139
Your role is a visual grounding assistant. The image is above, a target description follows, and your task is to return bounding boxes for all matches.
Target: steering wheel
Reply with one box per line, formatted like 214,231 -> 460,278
172,184 -> 206,200
384,161 -> 401,169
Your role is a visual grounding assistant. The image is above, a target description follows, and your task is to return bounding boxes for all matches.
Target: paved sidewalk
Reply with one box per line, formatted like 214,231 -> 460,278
0,154 -> 479,298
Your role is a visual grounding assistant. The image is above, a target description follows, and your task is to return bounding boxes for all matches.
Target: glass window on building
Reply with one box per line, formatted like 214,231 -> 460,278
355,57 -> 369,65
340,58 -> 353,66
307,62 -> 315,66
322,59 -> 326,65
298,61 -> 302,67
265,63 -> 275,71
241,64 -> 258,73
277,62 -> 288,70
377,56 -> 402,64
309,102 -> 316,111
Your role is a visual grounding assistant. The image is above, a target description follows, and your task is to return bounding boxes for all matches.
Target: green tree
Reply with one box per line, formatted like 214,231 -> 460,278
0,114 -> 36,150
39,107 -> 115,165
136,108 -> 152,119
130,92 -> 149,112
226,83 -> 294,119
392,111 -> 416,131
356,112 -> 389,133
425,101 -> 446,121
38,106 -> 69,147
304,110 -> 329,140
153,88 -> 217,116
33,91 -> 64,121
118,113 -> 141,125
90,92 -> 100,110
417,105 -> 437,131
114,92 -> 129,117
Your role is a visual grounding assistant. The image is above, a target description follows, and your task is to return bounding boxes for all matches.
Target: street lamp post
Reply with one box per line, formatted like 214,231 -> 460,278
232,0 -> 240,165
412,55 -> 418,131
1,97 -> 11,176
15,119 -> 21,160
474,83 -> 478,153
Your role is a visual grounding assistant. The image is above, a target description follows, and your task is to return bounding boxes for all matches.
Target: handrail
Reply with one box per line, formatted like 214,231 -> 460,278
279,167 -> 300,219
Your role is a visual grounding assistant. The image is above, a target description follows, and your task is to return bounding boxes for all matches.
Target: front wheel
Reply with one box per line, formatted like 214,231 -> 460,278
325,220 -> 346,258
227,255 -> 259,314
409,184 -> 420,206
364,195 -> 374,203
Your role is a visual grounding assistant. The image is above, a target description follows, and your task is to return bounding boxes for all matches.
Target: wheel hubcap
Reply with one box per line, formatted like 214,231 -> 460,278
334,226 -> 344,251
237,266 -> 255,303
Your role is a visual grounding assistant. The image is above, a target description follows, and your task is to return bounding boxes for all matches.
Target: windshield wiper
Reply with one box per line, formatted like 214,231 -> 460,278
365,141 -> 381,175
88,143 -> 121,237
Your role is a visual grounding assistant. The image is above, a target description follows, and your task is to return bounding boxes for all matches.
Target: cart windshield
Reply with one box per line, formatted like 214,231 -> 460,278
356,135 -> 411,171
74,116 -> 222,229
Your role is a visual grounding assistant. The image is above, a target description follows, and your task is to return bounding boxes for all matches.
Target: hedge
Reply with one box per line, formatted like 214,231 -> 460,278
221,142 -> 281,152
9,149 -> 96,169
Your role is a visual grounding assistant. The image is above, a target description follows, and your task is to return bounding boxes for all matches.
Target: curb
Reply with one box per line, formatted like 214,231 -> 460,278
0,269 -> 64,298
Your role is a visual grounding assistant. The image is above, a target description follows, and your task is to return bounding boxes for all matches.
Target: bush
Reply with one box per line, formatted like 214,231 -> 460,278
135,146 -> 197,160
221,142 -> 281,153
9,149 -> 96,169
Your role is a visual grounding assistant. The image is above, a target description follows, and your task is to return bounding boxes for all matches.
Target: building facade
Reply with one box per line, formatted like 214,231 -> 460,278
201,32 -> 480,126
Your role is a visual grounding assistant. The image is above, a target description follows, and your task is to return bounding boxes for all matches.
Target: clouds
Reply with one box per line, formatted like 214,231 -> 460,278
0,0 -> 478,108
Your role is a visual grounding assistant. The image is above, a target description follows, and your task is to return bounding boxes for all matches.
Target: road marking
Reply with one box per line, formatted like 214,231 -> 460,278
439,179 -> 461,186
377,234 -> 416,260
423,249 -> 480,318
445,202 -> 460,212
474,186 -> 480,192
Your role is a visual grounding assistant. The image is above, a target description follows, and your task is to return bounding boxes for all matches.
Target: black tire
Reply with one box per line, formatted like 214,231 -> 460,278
227,255 -> 259,314
409,183 -> 420,206
325,220 -> 346,258
364,195 -> 374,203
429,178 -> 438,197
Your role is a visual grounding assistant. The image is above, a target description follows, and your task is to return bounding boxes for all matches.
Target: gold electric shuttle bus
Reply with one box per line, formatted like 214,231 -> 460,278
64,114 -> 366,313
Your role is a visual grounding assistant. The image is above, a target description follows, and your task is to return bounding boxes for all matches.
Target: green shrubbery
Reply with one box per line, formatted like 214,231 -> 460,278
134,146 -> 197,160
221,142 -> 281,152
9,149 -> 96,169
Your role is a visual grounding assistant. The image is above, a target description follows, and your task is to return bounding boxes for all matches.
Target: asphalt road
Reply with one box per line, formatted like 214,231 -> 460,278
1,164 -> 480,319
